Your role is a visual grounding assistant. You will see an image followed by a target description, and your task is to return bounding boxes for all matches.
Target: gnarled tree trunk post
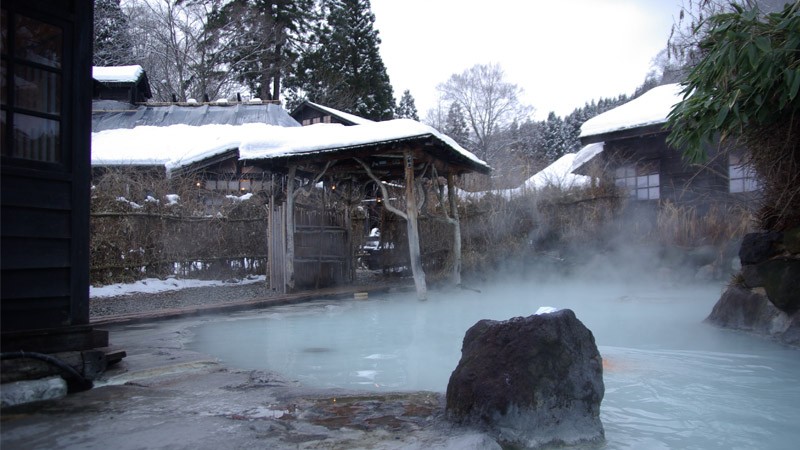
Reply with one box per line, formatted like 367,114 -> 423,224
447,173 -> 462,287
405,150 -> 427,300
285,165 -> 296,292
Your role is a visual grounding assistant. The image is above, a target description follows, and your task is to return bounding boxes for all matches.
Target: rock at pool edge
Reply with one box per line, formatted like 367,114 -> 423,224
446,309 -> 604,449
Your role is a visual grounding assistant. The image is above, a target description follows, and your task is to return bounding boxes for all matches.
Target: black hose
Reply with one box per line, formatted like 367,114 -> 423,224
1,351 -> 94,392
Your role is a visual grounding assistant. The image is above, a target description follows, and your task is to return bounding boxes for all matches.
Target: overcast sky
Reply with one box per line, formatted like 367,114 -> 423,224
371,0 -> 684,120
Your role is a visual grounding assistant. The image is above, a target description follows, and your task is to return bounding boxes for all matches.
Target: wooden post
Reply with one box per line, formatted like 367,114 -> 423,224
344,180 -> 354,283
404,150 -> 427,300
285,165 -> 296,292
447,173 -> 462,286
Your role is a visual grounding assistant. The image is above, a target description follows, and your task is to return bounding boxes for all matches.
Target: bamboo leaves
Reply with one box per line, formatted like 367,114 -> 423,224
667,2 -> 800,163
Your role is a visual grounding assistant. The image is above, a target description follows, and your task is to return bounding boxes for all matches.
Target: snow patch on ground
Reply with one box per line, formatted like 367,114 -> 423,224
90,275 -> 266,298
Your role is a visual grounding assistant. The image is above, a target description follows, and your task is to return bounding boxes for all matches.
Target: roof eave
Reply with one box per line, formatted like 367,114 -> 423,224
242,134 -> 491,175
579,122 -> 668,145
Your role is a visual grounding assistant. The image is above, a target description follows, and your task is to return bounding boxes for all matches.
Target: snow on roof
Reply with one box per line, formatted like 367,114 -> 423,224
460,153 -> 591,201
306,101 -> 375,125
92,119 -> 489,174
240,118 -> 488,169
92,123 -> 278,171
570,142 -> 604,173
93,65 -> 145,83
92,102 -> 300,131
512,153 -> 591,192
579,83 -> 684,138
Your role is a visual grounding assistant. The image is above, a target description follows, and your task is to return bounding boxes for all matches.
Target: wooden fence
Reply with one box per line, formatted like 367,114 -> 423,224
90,210 -> 268,285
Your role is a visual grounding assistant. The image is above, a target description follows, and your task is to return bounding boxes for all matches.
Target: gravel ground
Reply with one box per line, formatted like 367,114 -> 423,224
89,270 -> 391,318
90,281 -> 276,318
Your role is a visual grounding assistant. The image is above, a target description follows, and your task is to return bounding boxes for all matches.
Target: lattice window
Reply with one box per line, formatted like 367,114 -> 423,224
615,164 -> 660,200
1,9 -> 64,164
729,154 -> 759,193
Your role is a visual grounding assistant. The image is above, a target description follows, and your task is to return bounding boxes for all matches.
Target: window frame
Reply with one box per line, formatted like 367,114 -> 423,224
615,162 -> 660,201
1,6 -> 71,170
728,153 -> 759,193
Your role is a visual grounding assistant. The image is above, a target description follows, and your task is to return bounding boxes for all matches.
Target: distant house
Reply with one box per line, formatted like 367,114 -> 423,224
571,83 -> 759,210
92,71 -> 302,200
93,65 -> 152,104
291,101 -> 375,126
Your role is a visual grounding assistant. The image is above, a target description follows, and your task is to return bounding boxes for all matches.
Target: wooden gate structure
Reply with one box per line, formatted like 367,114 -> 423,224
269,202 -> 350,292
244,120 -> 491,299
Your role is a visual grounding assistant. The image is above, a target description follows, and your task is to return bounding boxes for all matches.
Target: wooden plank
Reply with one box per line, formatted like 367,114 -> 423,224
1,207 -> 71,239
0,174 -> 72,210
1,268 -> 71,298
0,349 -> 112,383
1,297 -> 72,332
1,237 -> 71,269
1,326 -> 108,353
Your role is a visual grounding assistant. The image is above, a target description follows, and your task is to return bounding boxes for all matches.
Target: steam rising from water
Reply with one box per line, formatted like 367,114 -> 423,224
189,278 -> 800,449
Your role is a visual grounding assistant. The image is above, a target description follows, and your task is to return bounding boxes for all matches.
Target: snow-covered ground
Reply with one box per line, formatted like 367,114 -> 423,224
90,275 -> 266,298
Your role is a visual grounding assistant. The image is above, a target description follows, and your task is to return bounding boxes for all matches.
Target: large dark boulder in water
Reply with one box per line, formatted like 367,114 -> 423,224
446,309 -> 604,449
739,232 -> 783,265
758,257 -> 800,314
706,284 -> 800,346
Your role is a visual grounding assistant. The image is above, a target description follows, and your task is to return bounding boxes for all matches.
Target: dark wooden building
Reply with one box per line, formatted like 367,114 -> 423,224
290,101 -> 374,126
91,96 -> 302,204
573,83 -> 759,212
92,65 -> 152,104
1,0 -> 105,351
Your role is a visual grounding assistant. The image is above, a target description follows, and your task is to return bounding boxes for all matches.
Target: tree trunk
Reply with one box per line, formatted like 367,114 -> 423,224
285,165 -> 296,291
405,150 -> 427,300
448,174 -> 462,286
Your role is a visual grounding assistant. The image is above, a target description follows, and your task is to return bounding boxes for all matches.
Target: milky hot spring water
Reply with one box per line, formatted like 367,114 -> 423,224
189,280 -> 800,449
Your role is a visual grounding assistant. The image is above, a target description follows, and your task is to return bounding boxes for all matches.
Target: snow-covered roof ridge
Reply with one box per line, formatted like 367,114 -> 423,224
92,123 -> 277,171
570,142 -> 604,173
459,152 -> 591,201
513,153 -> 591,192
92,102 -> 301,131
306,101 -> 375,125
92,119 -> 489,174
579,83 -> 684,138
93,65 -> 145,83
240,118 -> 489,169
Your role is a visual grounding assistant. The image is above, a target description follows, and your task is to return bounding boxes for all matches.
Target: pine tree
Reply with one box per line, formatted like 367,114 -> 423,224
541,112 -> 570,161
93,0 -> 134,66
396,90 -> 419,120
443,102 -> 470,149
207,0 -> 315,102
289,0 -> 395,121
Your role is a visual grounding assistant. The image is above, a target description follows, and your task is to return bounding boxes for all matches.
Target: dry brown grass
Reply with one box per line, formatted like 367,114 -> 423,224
91,169 -> 268,285
656,201 -> 756,248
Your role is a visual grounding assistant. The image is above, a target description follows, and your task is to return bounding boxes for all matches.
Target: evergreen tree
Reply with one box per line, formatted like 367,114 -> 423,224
94,0 -> 134,66
541,112 -> 570,161
289,0 -> 395,120
517,119 -> 545,162
443,102 -> 470,149
395,89 -> 419,120
207,0 -> 315,102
